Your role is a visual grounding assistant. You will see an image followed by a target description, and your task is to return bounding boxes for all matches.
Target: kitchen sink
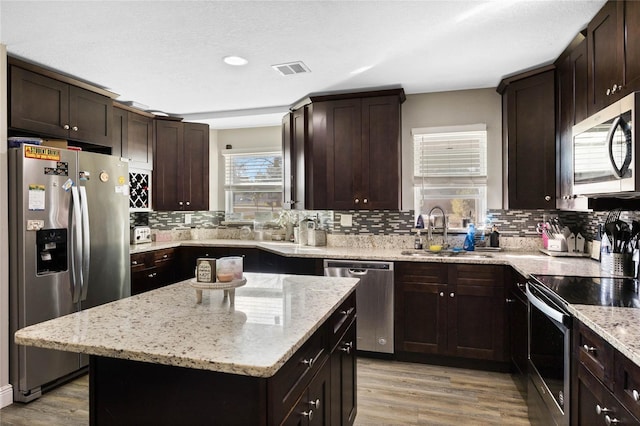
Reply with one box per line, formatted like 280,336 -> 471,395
400,249 -> 493,259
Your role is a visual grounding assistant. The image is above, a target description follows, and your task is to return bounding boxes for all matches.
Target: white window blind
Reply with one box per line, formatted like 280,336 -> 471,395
413,126 -> 487,182
223,151 -> 282,191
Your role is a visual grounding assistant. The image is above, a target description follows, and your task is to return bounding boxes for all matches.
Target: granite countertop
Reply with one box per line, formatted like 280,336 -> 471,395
130,239 -> 640,369
14,272 -> 359,378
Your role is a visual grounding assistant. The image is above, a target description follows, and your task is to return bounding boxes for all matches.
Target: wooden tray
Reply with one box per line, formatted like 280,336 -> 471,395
189,278 -> 246,304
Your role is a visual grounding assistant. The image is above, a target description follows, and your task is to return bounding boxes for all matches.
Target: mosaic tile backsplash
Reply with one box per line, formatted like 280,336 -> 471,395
131,208 -> 623,243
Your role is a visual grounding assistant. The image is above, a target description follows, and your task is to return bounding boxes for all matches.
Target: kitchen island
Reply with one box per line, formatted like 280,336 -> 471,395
15,273 -> 360,425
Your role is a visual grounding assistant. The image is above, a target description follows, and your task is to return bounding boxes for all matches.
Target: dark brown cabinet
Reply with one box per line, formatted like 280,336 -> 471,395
130,248 -> 178,295
112,103 -> 154,169
284,89 -> 404,211
395,262 -> 507,365
572,320 -> 640,425
499,68 -> 556,209
9,64 -> 113,147
587,0 -> 640,115
555,35 -> 589,211
153,119 -> 209,211
329,294 -> 357,426
507,269 -> 528,395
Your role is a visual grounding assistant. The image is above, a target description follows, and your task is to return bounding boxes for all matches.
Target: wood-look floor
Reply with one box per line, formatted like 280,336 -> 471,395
0,358 -> 529,425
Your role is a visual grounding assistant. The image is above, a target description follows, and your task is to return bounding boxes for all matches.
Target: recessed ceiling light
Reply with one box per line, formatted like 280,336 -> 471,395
223,56 -> 248,66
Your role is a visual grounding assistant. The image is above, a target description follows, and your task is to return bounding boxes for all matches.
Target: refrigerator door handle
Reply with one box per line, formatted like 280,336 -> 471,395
70,187 -> 83,303
79,186 -> 91,301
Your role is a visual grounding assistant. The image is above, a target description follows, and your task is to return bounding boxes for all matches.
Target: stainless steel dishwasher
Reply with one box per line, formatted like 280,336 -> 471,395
323,260 -> 394,354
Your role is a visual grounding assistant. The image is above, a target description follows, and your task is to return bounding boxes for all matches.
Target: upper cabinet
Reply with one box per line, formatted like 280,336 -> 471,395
283,89 -> 405,211
555,34 -> 589,211
587,0 -> 640,115
8,59 -> 115,147
112,103 -> 154,169
153,119 -> 209,211
498,67 -> 556,210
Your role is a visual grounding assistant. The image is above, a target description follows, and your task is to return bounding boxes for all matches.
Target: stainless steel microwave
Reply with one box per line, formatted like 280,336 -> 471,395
572,92 -> 639,197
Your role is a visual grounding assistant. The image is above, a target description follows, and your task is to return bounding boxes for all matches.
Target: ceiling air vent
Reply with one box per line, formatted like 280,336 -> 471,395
271,61 -> 311,76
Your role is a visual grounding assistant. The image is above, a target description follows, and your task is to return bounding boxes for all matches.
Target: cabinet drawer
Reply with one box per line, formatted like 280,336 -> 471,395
395,262 -> 447,284
269,326 -> 329,425
451,264 -> 504,287
130,252 -> 148,270
615,350 -> 640,420
328,292 -> 356,350
577,322 -> 614,389
153,248 -> 176,264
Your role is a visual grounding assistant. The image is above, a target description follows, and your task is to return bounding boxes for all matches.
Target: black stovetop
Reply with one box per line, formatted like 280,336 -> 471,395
531,275 -> 640,308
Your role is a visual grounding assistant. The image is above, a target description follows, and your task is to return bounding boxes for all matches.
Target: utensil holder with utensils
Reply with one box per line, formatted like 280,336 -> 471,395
601,252 -> 634,276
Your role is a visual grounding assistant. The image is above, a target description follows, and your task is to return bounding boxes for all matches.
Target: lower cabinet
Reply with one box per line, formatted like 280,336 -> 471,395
282,358 -> 332,426
394,262 -> 507,365
330,318 -> 357,426
130,248 -> 178,295
508,269 -> 528,395
573,320 -> 640,425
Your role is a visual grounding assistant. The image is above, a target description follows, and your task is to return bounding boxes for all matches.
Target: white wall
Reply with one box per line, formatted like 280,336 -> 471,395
210,126 -> 282,211
1,44 -> 12,408
401,88 -> 503,210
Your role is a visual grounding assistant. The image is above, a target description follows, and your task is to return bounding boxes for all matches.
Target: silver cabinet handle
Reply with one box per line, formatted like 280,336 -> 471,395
596,404 -> 612,415
179,201 -> 184,206
64,124 -> 70,130
186,201 -> 190,206
363,198 -> 368,204
439,292 -> 444,297
506,298 -> 515,303
449,292 -> 454,298
354,198 -> 360,204
545,195 -> 551,201
163,254 -> 168,259
583,344 -> 596,353
309,398 -> 320,408
340,341 -> 353,354
607,88 -> 612,96
340,307 -> 355,316
147,272 -> 157,278
302,357 -> 315,368
303,410 -> 314,421
72,126 -> 78,131
605,415 -> 620,425
633,389 -> 639,402
132,260 -> 138,265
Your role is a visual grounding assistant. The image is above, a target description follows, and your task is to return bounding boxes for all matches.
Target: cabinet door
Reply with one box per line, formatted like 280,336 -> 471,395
623,0 -> 640,95
283,112 -> 294,209
330,320 -> 357,426
504,70 -> 555,209
322,98 -> 362,210
292,107 -> 308,210
128,112 -> 153,167
447,264 -> 506,361
10,66 -> 70,138
183,122 -> 210,211
153,119 -> 183,210
69,85 -> 112,146
112,106 -> 127,158
394,263 -> 448,355
587,0 -> 623,115
308,359 -> 331,426
360,96 -> 401,210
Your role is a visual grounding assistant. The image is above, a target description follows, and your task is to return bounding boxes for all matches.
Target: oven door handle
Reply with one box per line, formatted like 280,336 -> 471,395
526,282 -> 567,324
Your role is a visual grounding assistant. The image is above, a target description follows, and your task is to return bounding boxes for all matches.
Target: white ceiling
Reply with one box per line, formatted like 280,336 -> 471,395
1,0 -> 606,129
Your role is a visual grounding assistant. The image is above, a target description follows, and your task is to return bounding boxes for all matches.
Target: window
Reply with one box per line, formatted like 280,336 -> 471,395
223,150 -> 283,219
413,124 -> 487,230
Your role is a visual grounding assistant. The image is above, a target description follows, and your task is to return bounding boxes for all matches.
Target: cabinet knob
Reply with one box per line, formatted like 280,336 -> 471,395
340,341 -> 353,354
301,357 -> 315,368
132,260 -> 138,265
449,292 -> 455,298
596,404 -> 612,415
354,198 -> 360,204
309,398 -> 321,408
163,254 -> 168,259
363,198 -> 368,204
632,389 -> 639,402
72,126 -> 78,132
583,344 -> 597,353
303,410 -> 314,421
607,88 -> 612,96
63,124 -> 70,130
439,292 -> 444,297
179,201 -> 184,206
605,415 -> 620,425
186,201 -> 190,206
544,195 -> 551,201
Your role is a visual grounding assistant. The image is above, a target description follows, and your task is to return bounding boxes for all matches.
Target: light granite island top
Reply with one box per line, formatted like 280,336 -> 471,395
15,272 -> 359,378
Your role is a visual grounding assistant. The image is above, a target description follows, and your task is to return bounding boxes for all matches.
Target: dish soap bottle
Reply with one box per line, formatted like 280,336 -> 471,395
414,230 -> 423,250
463,224 -> 476,251
490,225 -> 500,248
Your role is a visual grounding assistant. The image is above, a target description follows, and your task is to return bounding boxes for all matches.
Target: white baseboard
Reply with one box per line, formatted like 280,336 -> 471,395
0,384 -> 13,408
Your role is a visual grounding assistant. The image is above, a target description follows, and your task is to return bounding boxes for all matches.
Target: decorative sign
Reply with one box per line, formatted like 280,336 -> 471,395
25,146 -> 60,161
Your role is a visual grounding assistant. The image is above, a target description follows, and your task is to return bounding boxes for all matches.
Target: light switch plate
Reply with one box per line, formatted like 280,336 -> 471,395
340,214 -> 352,227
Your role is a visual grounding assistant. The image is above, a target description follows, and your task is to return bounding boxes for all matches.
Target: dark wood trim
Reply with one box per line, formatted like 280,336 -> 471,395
555,32 -> 588,65
497,64 -> 556,94
8,56 -> 119,99
112,102 -> 155,118
309,88 -> 406,104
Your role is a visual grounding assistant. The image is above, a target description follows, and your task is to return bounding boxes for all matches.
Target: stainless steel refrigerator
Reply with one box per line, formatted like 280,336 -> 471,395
8,144 -> 131,402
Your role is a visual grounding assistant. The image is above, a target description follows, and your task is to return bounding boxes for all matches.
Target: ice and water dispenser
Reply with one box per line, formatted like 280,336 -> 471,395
36,228 -> 68,275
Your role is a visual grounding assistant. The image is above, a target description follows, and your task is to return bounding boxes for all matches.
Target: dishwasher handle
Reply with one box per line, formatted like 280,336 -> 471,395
348,269 -> 368,276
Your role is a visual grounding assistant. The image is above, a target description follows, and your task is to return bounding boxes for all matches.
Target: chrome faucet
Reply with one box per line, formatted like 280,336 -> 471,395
427,206 -> 448,247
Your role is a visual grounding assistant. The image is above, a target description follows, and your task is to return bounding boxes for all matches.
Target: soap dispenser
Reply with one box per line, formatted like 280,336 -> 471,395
414,230 -> 423,250
463,224 -> 476,251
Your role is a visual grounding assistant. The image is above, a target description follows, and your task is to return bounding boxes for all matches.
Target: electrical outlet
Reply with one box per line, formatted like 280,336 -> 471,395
340,214 -> 352,227
185,214 -> 192,225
